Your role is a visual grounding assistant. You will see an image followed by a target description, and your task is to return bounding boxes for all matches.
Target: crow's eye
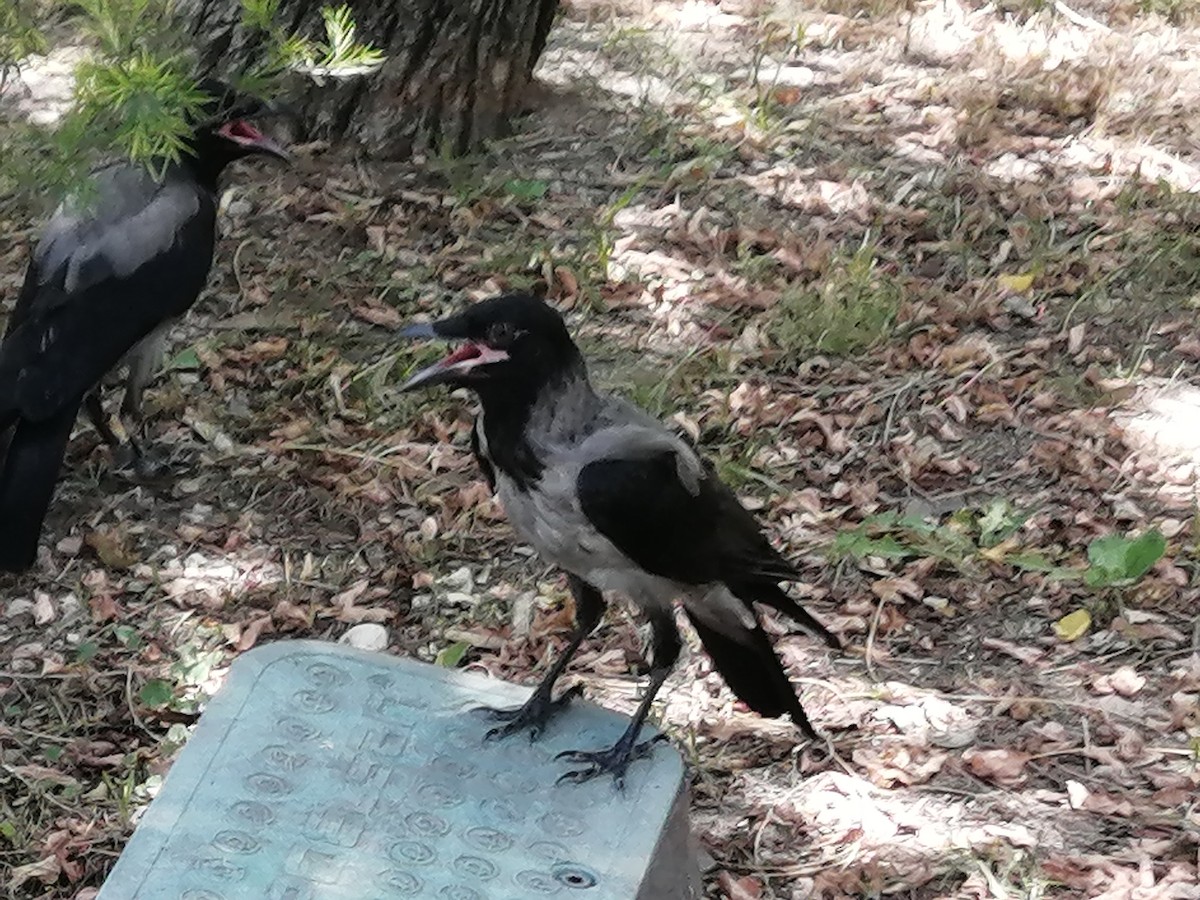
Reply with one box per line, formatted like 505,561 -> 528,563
486,322 -> 517,347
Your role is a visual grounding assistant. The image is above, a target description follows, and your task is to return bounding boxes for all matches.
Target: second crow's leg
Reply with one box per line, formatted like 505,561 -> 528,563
85,390 -> 146,473
555,607 -> 681,789
118,326 -> 170,477
483,574 -> 605,742
84,392 -> 123,451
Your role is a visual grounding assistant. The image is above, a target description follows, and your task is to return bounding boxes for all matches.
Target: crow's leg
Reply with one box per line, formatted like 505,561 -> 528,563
84,392 -> 123,450
85,390 -> 143,472
118,328 -> 171,478
483,574 -> 605,742
555,608 -> 681,789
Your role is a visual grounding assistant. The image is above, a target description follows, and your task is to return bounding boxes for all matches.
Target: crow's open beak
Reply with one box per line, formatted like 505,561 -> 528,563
398,321 -> 510,392
219,120 -> 291,163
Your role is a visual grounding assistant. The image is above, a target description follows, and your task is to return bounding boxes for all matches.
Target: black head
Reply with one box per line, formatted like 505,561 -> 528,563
398,293 -> 582,394
186,78 -> 290,178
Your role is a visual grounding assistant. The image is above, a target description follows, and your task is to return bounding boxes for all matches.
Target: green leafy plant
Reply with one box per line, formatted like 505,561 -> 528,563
1083,530 -> 1166,588
975,497 -> 1033,548
138,678 -> 175,708
435,640 -> 471,668
1,0 -> 384,195
771,241 -> 902,358
0,1 -> 47,83
831,508 -> 1169,597
503,178 -> 549,202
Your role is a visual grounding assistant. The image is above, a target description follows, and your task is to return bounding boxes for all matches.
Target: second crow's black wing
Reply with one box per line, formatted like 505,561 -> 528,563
0,164 -> 217,421
576,449 -> 798,587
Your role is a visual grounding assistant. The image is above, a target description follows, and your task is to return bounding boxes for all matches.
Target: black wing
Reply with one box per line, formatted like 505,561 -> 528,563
0,164 -> 217,420
576,449 -> 797,587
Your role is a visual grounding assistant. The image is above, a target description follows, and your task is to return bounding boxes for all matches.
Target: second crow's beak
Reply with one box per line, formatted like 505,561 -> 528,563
219,120 -> 292,163
398,321 -> 509,392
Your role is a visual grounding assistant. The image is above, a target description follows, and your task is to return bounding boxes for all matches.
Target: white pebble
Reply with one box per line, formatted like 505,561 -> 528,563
340,623 -> 389,652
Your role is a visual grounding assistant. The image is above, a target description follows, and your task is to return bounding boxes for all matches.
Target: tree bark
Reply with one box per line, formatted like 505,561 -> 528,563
175,0 -> 559,158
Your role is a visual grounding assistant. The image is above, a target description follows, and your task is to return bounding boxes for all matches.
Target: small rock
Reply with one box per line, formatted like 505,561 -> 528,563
5,598 -> 34,619
510,592 -> 536,638
33,593 -> 55,625
56,534 -> 84,556
340,623 -> 389,652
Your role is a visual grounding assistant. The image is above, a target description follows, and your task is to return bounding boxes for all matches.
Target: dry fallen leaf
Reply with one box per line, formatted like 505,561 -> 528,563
1054,608 -> 1091,641
8,855 -> 61,891
870,575 -> 924,603
85,529 -> 138,569
717,871 -> 763,900
352,302 -> 403,329
32,592 -> 55,626
962,747 -> 1030,786
1092,665 -> 1146,697
998,271 -> 1035,293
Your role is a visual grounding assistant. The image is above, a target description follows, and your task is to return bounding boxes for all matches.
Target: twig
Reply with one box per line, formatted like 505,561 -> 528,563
1053,0 -> 1112,32
2,767 -> 82,816
863,594 -> 886,682
1081,714 -> 1092,777
751,805 -> 775,868
0,669 -> 124,680
125,668 -> 160,741
279,442 -> 416,469
231,237 -> 255,299
880,375 -> 922,445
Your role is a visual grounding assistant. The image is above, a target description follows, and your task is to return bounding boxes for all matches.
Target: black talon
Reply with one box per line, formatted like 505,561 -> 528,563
555,732 -> 669,789
479,683 -> 585,743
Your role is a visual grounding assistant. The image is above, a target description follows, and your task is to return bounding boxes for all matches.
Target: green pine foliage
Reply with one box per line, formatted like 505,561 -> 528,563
0,0 -> 383,201
0,2 -> 48,80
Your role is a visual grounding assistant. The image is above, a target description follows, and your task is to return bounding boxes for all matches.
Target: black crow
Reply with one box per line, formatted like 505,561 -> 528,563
0,79 -> 289,573
400,293 -> 841,786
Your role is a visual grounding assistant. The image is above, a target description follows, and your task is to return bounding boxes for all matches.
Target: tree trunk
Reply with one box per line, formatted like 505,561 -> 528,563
175,0 -> 559,158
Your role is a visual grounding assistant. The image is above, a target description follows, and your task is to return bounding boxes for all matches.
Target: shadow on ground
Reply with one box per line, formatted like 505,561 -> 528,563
2,1 -> 1200,897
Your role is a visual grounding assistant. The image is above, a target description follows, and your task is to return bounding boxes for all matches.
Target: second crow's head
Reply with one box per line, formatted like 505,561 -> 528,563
187,77 -> 291,172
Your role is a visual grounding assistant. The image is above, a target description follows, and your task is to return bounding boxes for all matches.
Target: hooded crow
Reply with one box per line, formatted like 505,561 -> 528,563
400,292 -> 841,786
0,78 -> 290,572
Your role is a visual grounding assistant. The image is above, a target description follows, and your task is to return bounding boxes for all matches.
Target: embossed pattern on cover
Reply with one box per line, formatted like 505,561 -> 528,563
97,640 -> 695,899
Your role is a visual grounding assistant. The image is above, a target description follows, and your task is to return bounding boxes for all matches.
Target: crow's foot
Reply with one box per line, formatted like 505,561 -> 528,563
555,732 -> 668,790
110,443 -> 173,480
480,683 -> 584,743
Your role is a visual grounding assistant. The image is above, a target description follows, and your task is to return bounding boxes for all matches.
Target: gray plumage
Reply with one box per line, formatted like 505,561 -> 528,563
479,378 -> 756,637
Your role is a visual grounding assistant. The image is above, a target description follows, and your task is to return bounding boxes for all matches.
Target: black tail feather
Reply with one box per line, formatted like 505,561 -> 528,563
732,580 -> 842,650
0,404 -> 79,573
682,607 -> 818,737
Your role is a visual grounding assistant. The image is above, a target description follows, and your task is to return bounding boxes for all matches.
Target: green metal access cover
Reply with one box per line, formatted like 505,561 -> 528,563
97,640 -> 696,899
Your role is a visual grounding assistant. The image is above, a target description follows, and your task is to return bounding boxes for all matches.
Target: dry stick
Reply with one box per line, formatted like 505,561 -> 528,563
1081,714 -> 1093,776
125,668 -> 161,742
1053,0 -> 1112,32
2,767 -> 81,816
942,692 -> 1148,725
1027,746 -> 1196,761
231,237 -> 254,297
279,442 -> 415,469
863,593 -> 887,682
751,805 -> 775,870
880,374 -> 923,445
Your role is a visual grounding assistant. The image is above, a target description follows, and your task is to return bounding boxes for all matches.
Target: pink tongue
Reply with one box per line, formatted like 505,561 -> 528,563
442,343 -> 481,366
228,120 -> 264,140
